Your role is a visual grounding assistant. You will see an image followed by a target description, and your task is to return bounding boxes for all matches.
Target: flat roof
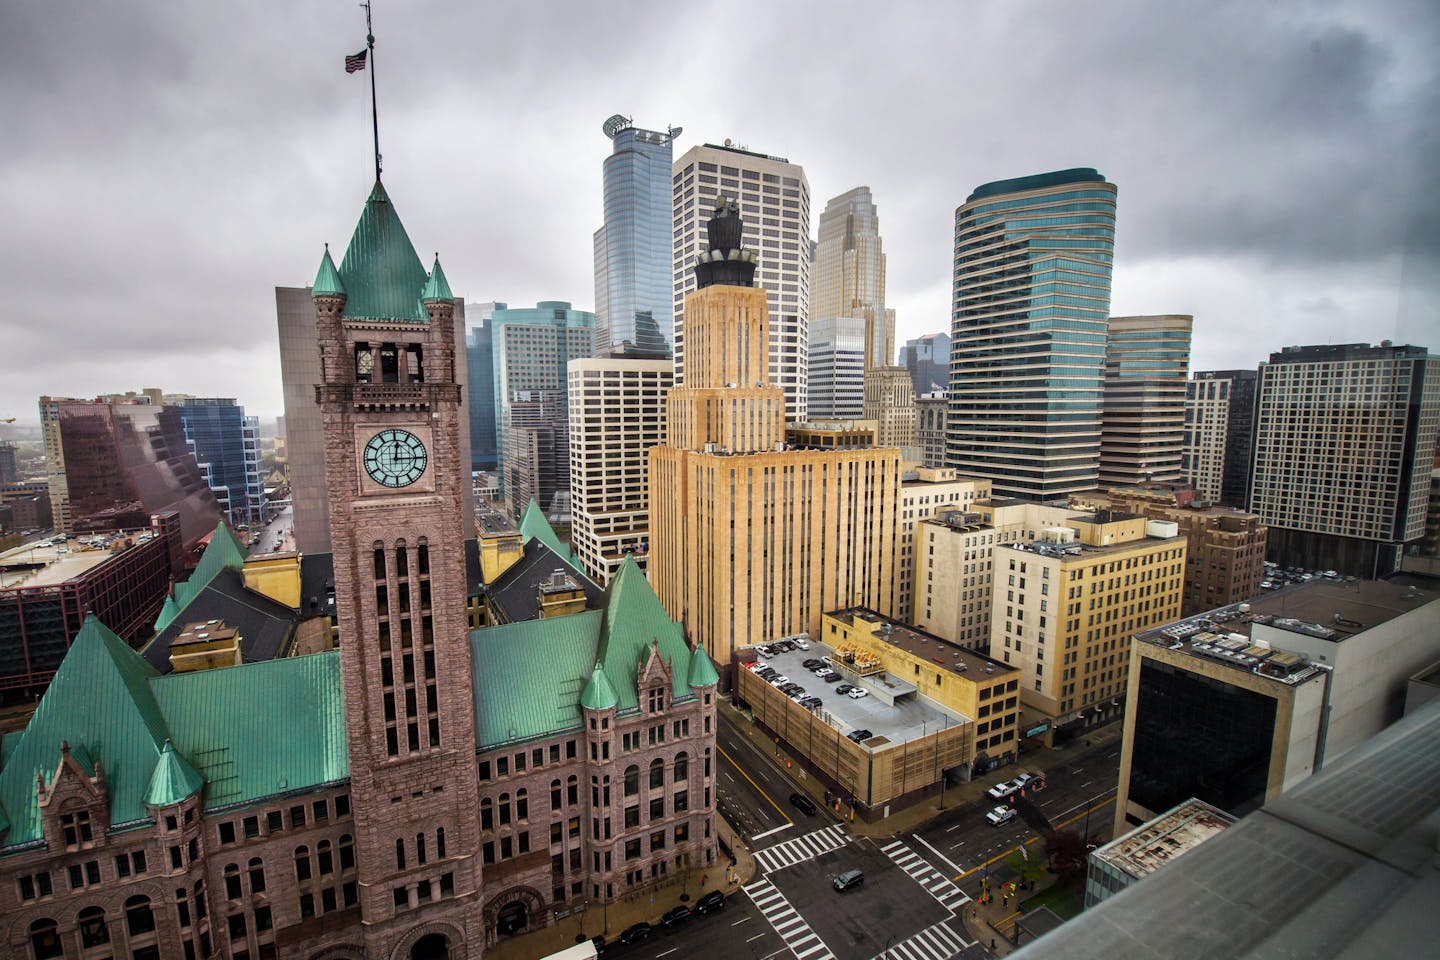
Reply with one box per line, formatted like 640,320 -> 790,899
998,533 -> 1181,562
825,607 -> 1016,682
0,532 -> 150,590
476,508 -> 518,537
1092,799 -> 1236,882
754,640 -> 967,744
1137,578 -> 1435,685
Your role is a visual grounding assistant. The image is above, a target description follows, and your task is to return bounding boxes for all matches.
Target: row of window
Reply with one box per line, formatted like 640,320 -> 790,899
215,795 -> 347,845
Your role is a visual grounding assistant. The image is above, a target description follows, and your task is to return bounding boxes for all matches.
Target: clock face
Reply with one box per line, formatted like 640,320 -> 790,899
363,429 -> 428,488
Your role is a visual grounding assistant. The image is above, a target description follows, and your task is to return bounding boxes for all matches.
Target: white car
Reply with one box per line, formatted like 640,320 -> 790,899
768,675 -> 790,687
847,688 -> 869,699
986,806 -> 1018,827
792,638 -> 810,651
756,645 -> 775,658
987,780 -> 1017,801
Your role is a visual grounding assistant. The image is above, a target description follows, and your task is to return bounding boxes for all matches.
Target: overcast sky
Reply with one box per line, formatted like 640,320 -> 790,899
2,0 -> 1436,423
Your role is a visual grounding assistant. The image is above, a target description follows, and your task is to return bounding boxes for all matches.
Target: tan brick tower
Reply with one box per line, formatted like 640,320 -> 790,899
312,183 -> 484,959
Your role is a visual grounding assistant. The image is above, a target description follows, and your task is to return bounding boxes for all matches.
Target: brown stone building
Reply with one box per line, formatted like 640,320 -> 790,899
1073,487 -> 1267,616
0,182 -> 717,960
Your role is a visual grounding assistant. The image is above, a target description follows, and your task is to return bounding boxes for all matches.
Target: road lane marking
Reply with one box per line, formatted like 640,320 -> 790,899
656,950 -> 677,957
752,823 -> 793,841
718,744 -> 791,822
747,933 -> 766,943
913,832 -> 963,875
946,823 -> 963,833
952,795 -> 1116,881
731,916 -> 751,926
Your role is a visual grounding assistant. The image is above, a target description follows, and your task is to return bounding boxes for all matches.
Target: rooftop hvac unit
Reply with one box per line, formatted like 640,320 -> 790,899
1043,526 -> 1075,544
1146,520 -> 1180,539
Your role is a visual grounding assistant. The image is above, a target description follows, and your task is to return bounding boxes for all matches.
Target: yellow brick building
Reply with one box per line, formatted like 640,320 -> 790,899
990,510 -> 1187,745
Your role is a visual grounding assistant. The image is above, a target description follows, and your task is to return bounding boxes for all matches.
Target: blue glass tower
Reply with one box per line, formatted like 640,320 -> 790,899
947,169 -> 1117,500
174,398 -> 264,524
465,304 -> 502,471
593,115 -> 679,359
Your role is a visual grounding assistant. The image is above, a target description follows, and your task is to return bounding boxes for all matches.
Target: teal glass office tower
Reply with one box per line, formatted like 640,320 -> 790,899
593,115 -> 679,358
947,169 -> 1117,500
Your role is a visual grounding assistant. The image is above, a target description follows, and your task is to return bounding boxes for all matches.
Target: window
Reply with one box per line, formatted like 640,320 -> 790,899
78,906 -> 110,948
480,797 -> 493,831
650,758 -> 665,789
340,834 -> 355,871
248,857 -> 266,894
225,864 -> 243,900
125,894 -> 156,936
624,766 -> 639,796
674,752 -> 688,782
317,840 -> 333,875
294,846 -> 311,883
29,919 -> 62,960
551,779 -> 562,808
218,822 -> 236,844
60,809 -> 94,847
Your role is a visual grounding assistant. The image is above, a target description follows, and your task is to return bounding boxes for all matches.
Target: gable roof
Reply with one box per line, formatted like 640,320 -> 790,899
486,538 -> 602,624
143,567 -> 299,673
518,498 -> 581,572
337,181 -> 428,323
155,521 -> 247,633
471,610 -> 601,750
595,555 -> 692,712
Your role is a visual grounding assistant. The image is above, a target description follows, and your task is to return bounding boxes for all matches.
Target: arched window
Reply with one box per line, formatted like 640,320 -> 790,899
395,540 -> 408,578
396,837 -> 406,871
674,752 -> 689,782
125,895 -> 155,936
436,827 -> 446,859
499,793 -> 511,826
317,839 -> 333,875
294,845 -> 311,882
516,788 -> 529,821
650,757 -> 665,790
551,779 -> 562,809
248,856 -> 266,894
78,906 -> 110,947
624,766 -> 639,797
355,343 -> 373,383
29,919 -> 62,960
340,834 -> 355,872
224,863 -> 243,900
480,797 -> 493,832
567,775 -> 579,805
416,832 -> 427,866
373,544 -> 386,580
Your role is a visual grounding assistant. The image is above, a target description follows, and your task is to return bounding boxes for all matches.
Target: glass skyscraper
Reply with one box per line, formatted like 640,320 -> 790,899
174,398 -> 264,525
465,302 -> 504,472
593,115 -> 679,358
948,169 -> 1117,500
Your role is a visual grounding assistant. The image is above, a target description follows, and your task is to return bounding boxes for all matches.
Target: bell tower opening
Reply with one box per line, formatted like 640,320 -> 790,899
409,933 -> 449,960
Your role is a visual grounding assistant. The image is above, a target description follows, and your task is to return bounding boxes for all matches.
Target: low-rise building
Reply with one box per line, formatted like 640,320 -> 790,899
1085,799 -> 1235,907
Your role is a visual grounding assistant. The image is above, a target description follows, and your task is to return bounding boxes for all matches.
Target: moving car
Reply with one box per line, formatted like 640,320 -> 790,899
695,890 -> 726,914
833,869 -> 864,892
790,792 -> 818,815
987,779 -> 1018,801
1011,772 -> 1045,793
986,805 -> 1018,826
847,688 -> 869,699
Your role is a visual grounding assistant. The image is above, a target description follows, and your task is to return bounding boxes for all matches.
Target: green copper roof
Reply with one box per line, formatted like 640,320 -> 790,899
143,740 -> 204,808
420,254 -> 453,302
518,499 -> 582,572
596,554 -> 691,712
471,610 -> 601,750
154,522 -> 247,633
337,181 -> 428,322
579,661 -> 619,712
687,645 -> 719,689
313,244 -> 345,297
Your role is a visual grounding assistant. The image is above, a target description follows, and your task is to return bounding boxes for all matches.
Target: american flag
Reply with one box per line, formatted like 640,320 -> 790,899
345,49 -> 367,74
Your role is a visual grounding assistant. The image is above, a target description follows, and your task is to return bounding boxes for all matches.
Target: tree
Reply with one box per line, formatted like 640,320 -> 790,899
1045,828 -> 1088,891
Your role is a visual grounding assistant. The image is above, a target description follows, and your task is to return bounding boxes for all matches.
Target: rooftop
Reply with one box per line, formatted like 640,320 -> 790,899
0,531 -> 153,590
965,168 -> 1108,204
1092,799 -> 1236,882
826,608 -> 1016,682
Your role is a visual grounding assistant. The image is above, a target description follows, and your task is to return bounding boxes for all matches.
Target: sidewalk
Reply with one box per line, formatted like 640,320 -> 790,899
484,817 -> 756,960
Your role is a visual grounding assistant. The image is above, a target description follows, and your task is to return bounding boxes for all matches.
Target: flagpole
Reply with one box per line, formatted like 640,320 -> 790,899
363,0 -> 381,182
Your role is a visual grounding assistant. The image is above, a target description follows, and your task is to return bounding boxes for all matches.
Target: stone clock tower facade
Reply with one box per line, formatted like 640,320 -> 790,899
312,182 -> 484,959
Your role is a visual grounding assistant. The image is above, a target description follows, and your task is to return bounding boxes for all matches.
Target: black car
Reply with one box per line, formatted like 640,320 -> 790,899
780,683 -> 804,695
755,667 -> 777,679
790,792 -> 818,815
835,683 -> 854,695
802,658 -> 824,670
847,729 -> 872,742
617,922 -> 653,945
661,905 -> 692,927
696,890 -> 726,914
774,640 -> 795,652
821,671 -> 842,682
799,696 -> 822,708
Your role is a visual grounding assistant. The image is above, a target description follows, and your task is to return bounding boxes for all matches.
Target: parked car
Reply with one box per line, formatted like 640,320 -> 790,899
661,905 -> 692,927
987,780 -> 1017,801
695,890 -> 726,914
847,688 -> 869,699
835,683 -> 854,695
792,637 -> 810,650
798,696 -> 822,709
756,645 -> 775,658
782,684 -> 805,697
768,675 -> 791,687
1011,772 -> 1045,793
802,658 -> 824,670
774,640 -> 795,653
821,671 -> 842,683
847,729 -> 873,742
986,805 -> 1018,826
812,666 -> 831,677
617,922 -> 653,945
833,869 -> 864,892
790,792 -> 818,816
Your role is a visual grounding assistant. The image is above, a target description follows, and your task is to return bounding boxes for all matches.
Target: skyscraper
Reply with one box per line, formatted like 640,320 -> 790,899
1183,369 -> 1258,506
594,115 -> 680,358
1250,342 -> 1440,576
814,186 -> 893,370
805,315 -> 865,419
650,200 -> 899,663
492,302 -> 595,519
1099,315 -> 1192,487
465,301 -> 503,472
948,169 -> 1117,500
671,142 -> 811,421
174,397 -> 265,524
901,331 -> 951,396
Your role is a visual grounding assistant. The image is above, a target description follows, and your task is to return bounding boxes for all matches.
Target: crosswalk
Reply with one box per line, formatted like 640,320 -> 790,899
753,823 -> 852,874
881,839 -> 970,913
872,918 -> 972,960
743,878 -> 835,960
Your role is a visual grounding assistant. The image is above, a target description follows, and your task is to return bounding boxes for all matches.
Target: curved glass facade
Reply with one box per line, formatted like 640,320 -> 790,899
595,123 -> 676,358
948,171 -> 1117,500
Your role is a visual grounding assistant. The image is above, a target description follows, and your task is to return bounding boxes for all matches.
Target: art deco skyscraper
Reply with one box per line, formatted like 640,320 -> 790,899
594,115 -> 680,358
948,169 -> 1117,499
671,142 -> 811,421
1099,315 -> 1192,487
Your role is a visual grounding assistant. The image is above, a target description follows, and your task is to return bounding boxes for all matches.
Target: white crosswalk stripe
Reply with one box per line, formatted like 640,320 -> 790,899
753,823 -> 851,874
872,918 -> 972,960
743,878 -> 836,960
881,839 -> 970,913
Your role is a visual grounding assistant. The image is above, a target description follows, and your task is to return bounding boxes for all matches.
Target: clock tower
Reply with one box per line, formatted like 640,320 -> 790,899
312,182 -> 484,959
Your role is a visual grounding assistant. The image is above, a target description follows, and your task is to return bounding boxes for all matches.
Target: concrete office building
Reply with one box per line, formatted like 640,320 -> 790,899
1115,577 -> 1440,834
277,287 -> 472,554
1084,799 -> 1235,908
1100,315 -> 1192,488
949,169 -> 1117,500
465,302 -> 503,472
1250,342 -> 1440,577
594,116 -> 680,359
1183,369 -> 1258,506
650,201 -> 900,664
492,302 -> 595,520
567,358 -> 672,585
671,142 -> 811,421
901,332 -> 950,397
806,315 -> 865,419
893,469 -> 992,625
0,441 -> 17,485
992,511 -> 1186,746
1073,487 -> 1267,616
